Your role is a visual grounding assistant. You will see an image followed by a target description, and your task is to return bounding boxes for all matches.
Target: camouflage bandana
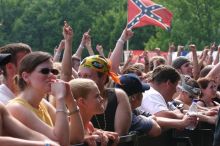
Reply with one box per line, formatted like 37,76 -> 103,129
80,55 -> 121,84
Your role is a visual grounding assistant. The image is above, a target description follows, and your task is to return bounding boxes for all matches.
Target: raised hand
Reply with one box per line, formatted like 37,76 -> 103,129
96,44 -> 103,53
63,21 -> 73,41
189,44 -> 196,52
169,42 -> 175,52
177,45 -> 184,52
119,27 -> 134,42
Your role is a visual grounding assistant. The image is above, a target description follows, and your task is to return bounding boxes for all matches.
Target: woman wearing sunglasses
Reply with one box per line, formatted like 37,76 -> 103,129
6,51 -> 84,146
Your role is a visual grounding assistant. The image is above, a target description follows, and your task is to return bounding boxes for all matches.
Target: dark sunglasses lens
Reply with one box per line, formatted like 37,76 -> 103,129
41,68 -> 50,74
51,69 -> 59,75
40,68 -> 59,75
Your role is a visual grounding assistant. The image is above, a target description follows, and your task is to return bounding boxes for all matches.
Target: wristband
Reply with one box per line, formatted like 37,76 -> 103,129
56,109 -> 67,114
68,106 -> 80,116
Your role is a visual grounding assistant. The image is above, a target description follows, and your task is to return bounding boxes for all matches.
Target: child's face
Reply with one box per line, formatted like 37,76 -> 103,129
84,85 -> 105,115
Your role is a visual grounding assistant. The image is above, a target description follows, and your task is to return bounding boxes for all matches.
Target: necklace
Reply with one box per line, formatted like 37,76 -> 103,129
94,114 -> 106,130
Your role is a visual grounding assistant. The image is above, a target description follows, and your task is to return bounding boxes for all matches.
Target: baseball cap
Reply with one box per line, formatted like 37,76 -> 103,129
115,74 -> 150,96
172,56 -> 190,69
0,53 -> 11,66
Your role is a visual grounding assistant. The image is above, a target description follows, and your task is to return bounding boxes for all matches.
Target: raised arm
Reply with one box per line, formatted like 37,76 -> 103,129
140,51 -> 150,73
120,51 -> 133,74
84,29 -> 95,56
110,28 -> 134,73
96,44 -> 105,57
167,43 -> 175,65
177,44 -> 183,57
53,40 -> 65,62
213,45 -> 220,65
189,44 -> 199,80
60,21 -> 73,82
207,43 -> 215,65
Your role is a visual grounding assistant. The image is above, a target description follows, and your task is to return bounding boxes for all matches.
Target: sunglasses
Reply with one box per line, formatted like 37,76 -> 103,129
39,68 -> 59,75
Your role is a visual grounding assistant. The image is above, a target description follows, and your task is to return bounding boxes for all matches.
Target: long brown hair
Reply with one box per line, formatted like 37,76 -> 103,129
15,51 -> 52,91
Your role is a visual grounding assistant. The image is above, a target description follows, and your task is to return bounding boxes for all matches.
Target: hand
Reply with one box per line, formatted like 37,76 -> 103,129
63,21 -> 73,41
57,40 -> 65,51
96,44 -> 103,53
182,114 -> 198,128
189,44 -> 196,52
84,31 -> 92,49
119,27 -> 134,42
169,42 -> 175,52
154,48 -> 161,55
177,45 -> 184,52
51,80 -> 66,100
127,51 -> 134,62
102,131 -> 119,146
84,135 -> 97,146
210,42 -> 216,52
80,29 -> 91,47
92,130 -> 109,146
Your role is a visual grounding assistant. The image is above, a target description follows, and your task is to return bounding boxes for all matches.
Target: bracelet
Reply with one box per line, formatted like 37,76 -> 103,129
68,106 -> 80,116
117,38 -> 125,44
44,141 -> 51,146
56,109 -> 67,114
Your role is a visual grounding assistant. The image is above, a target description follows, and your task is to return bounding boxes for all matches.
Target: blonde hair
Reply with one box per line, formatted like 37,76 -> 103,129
69,78 -> 97,99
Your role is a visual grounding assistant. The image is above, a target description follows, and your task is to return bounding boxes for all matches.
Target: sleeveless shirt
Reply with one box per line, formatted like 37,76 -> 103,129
91,88 -> 118,131
8,98 -> 53,126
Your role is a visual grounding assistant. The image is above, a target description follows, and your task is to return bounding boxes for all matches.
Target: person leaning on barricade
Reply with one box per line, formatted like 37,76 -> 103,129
0,102 -> 60,146
78,55 -> 132,136
115,74 -> 161,137
139,65 -> 198,130
69,78 -> 119,146
6,51 -> 84,146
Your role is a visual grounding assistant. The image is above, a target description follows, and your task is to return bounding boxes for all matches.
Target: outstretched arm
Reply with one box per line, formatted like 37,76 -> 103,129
96,44 -> 105,57
110,28 -> 134,73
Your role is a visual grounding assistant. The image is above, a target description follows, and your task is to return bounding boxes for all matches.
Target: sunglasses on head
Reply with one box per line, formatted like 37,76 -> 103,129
39,68 -> 59,75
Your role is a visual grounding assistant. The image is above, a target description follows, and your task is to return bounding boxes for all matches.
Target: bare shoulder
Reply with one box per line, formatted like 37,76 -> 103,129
114,88 -> 129,102
6,102 -> 36,125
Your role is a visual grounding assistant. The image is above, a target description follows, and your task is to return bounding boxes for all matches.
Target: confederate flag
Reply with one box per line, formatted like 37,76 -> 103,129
127,0 -> 173,30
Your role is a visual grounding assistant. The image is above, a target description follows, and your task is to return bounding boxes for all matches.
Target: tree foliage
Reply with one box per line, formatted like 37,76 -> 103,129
0,0 -> 220,54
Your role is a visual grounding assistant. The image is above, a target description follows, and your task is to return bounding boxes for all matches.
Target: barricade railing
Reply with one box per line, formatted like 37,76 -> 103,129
71,124 -> 215,146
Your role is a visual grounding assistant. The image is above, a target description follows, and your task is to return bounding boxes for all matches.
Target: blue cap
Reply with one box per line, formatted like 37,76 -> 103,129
115,74 -> 150,96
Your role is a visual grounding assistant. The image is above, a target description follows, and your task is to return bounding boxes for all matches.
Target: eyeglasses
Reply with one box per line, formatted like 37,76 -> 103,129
39,68 -> 59,75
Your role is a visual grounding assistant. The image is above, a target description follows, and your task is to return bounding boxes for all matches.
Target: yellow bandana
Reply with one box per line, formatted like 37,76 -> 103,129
80,55 -> 121,84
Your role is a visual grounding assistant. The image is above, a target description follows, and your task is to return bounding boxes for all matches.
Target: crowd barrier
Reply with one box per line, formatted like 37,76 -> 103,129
71,123 -> 215,146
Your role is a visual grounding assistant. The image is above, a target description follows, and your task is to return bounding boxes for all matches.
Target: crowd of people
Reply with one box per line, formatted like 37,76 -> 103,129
0,21 -> 220,146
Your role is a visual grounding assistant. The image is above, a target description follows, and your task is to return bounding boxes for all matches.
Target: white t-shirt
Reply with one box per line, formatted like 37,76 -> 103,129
140,87 -> 169,115
0,84 -> 15,104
